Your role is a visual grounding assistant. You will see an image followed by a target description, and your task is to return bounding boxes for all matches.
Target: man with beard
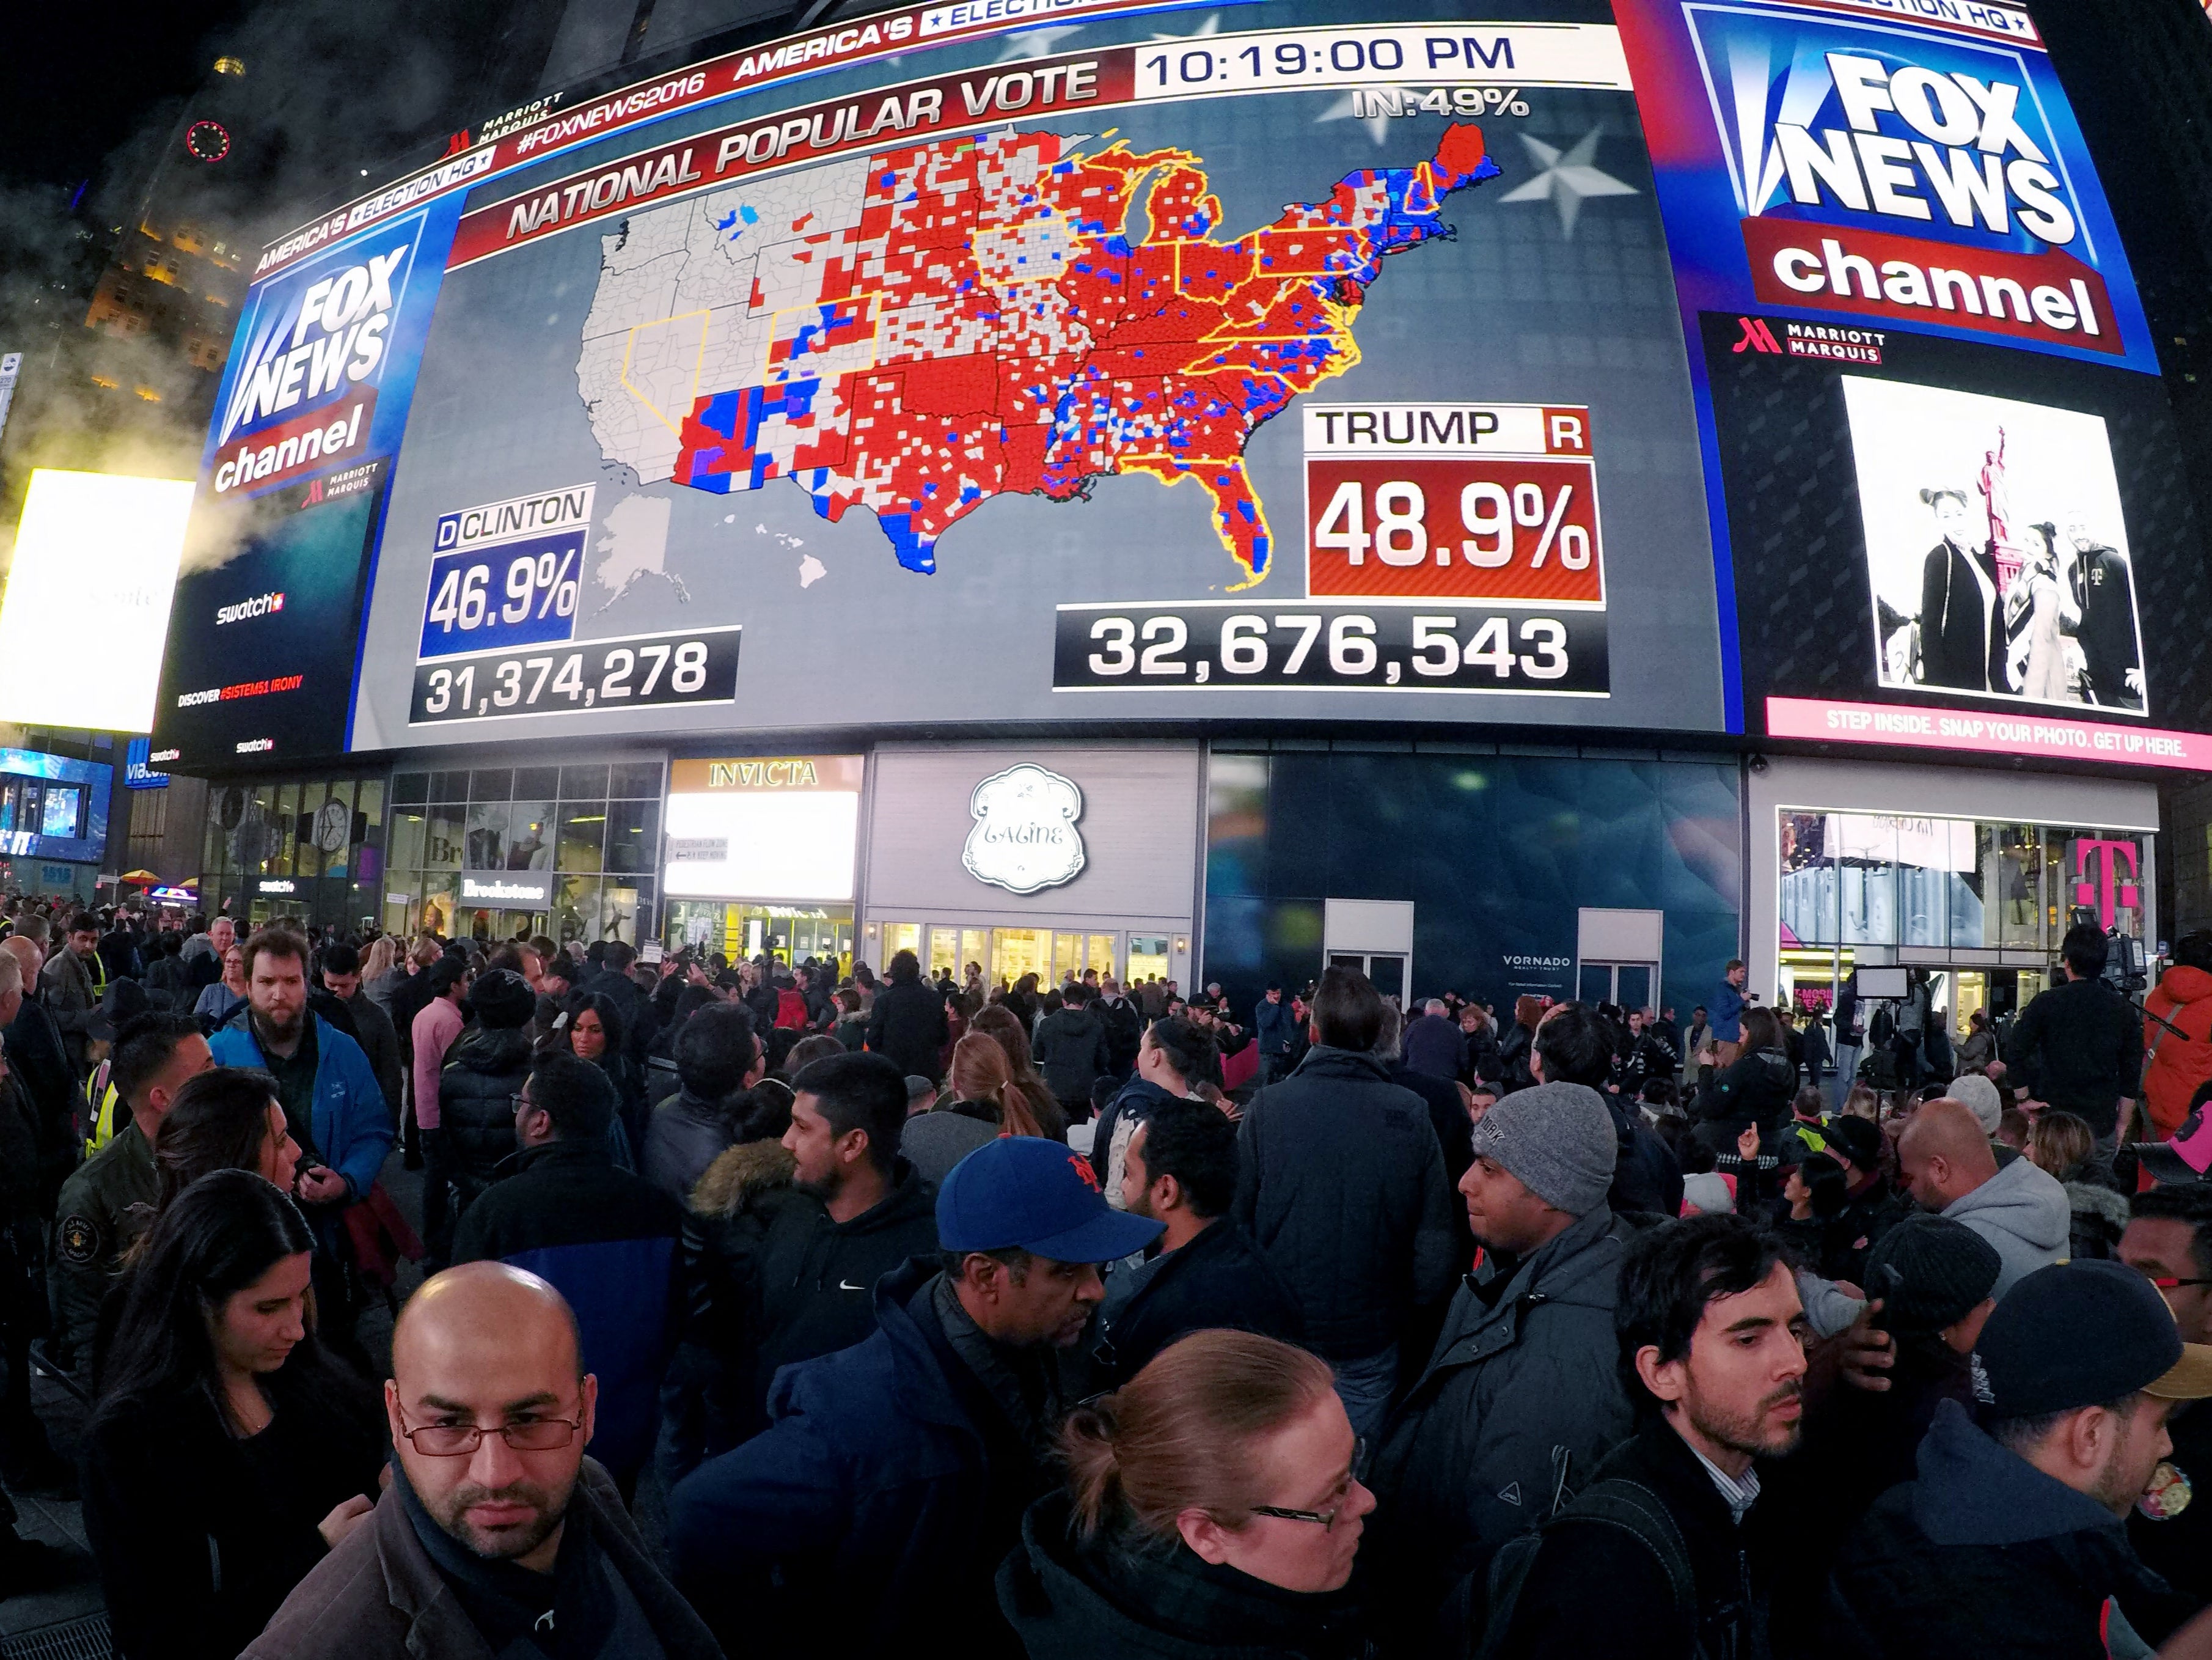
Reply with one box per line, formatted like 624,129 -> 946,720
245,1262 -> 720,1660
718,1051 -> 940,1439
1090,1099 -> 1302,1389
207,928 -> 391,1350
1829,1260 -> 2212,1656
1487,1214 -> 1807,1659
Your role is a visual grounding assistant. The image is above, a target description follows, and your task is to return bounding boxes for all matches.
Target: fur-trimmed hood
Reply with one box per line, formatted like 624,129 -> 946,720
689,1139 -> 796,1217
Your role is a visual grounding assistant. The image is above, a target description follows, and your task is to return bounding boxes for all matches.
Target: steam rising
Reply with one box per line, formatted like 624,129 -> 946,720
0,0 -> 507,578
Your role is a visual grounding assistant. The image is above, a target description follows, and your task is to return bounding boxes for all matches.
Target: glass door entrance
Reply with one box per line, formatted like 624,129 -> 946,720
1329,952 -> 1407,1001
1578,961 -> 1655,1010
874,923 -> 1160,991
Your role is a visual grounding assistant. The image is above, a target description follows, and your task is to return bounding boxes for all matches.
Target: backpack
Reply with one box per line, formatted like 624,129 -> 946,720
1470,1478 -> 1700,1660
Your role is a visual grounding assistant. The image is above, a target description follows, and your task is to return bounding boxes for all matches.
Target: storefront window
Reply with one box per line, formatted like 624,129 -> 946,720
881,922 -> 920,966
1129,935 -> 1170,985
1780,810 -> 2152,979
386,762 -> 659,945
991,927 -> 1049,987
199,773 -> 388,930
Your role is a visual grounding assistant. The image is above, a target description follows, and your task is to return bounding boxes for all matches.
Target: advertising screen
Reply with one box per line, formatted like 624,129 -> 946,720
230,0 -> 1730,751
0,748 -> 111,866
0,470 -> 194,733
1615,0 -> 2208,746
150,466 -> 392,771
153,177 -> 465,766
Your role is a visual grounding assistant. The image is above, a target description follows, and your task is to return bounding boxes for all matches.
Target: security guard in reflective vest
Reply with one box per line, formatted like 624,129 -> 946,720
47,1014 -> 211,1373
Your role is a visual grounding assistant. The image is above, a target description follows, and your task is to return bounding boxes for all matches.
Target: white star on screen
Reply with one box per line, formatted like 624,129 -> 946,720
1499,129 -> 1638,237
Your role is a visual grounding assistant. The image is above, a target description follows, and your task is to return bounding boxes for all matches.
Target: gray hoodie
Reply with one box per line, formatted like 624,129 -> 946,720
1943,1156 -> 2070,1300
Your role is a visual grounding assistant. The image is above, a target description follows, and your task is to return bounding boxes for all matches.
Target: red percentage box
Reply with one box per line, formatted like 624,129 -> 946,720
1303,455 -> 1605,603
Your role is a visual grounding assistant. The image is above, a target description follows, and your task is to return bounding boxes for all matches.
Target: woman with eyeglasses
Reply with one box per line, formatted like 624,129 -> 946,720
81,1170 -> 384,1660
999,1329 -> 1374,1659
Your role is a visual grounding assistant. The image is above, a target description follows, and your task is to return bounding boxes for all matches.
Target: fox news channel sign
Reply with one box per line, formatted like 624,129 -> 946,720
1614,0 -> 2177,749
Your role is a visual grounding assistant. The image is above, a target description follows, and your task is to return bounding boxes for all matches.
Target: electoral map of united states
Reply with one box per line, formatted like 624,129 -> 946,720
576,121 -> 1498,581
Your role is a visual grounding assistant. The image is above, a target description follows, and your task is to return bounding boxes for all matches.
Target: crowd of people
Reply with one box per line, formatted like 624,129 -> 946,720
4,891 -> 2212,1658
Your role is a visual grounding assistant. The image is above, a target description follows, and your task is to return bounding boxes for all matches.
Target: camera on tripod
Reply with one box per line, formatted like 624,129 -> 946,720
2070,906 -> 2148,994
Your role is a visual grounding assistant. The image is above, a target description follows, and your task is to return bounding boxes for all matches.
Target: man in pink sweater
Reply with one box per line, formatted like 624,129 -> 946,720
411,957 -> 471,1264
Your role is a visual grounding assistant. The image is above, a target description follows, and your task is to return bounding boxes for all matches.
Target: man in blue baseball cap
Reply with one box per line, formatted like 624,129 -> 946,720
668,1137 -> 1159,1660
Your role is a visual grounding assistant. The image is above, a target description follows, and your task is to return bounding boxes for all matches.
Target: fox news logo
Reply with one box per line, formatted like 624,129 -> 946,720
215,591 -> 285,626
218,232 -> 415,450
1699,24 -> 2078,247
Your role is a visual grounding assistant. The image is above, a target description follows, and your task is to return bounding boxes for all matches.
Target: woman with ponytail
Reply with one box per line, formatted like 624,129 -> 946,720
904,1033 -> 1049,1184
997,1329 -> 1374,1659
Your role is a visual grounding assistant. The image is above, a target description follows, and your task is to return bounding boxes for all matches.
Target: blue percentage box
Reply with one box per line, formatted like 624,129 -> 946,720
419,530 -> 585,661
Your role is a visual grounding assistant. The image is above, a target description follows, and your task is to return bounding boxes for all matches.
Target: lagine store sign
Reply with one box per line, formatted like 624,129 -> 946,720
1766,697 -> 2212,769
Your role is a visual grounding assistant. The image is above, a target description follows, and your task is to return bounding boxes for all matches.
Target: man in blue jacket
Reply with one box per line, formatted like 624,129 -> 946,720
667,1134 -> 1160,1660
1712,957 -> 1749,1068
1252,981 -> 1296,1085
451,1050 -> 681,1501
207,927 -> 393,1348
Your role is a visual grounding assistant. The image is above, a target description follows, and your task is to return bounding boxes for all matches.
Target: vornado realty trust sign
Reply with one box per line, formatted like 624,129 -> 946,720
962,765 -> 1085,895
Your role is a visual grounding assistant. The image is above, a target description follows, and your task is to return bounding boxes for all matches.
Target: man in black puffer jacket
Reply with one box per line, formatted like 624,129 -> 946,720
1232,966 -> 1457,1441
436,968 -> 537,1227
1032,983 -> 1109,1123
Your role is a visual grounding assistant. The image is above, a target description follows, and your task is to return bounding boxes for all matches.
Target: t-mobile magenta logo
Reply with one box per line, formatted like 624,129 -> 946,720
2070,837 -> 2142,931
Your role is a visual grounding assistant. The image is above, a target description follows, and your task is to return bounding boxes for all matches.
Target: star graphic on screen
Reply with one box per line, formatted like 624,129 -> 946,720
1500,129 -> 1636,236
994,24 -> 1085,61
1314,90 -> 1390,145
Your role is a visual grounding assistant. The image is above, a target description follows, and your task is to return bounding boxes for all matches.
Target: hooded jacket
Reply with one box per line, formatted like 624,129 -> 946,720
681,1142 -> 940,1446
1031,1005 -> 1109,1107
2144,964 -> 2212,1139
997,1490 -> 1367,1660
1941,1157 -> 2069,1301
1232,1046 -> 1459,1361
668,1258 -> 1053,1660
1827,1399 -> 2192,1658
1693,1046 -> 1796,1136
434,1026 -> 535,1200
1366,1205 -> 1636,1647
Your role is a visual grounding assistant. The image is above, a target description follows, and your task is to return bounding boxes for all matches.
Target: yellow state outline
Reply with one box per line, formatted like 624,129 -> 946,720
619,309 -> 712,436
761,290 -> 884,386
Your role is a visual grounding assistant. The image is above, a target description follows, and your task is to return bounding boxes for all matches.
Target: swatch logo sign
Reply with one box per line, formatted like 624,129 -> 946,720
1686,9 -> 2119,351
215,591 -> 285,626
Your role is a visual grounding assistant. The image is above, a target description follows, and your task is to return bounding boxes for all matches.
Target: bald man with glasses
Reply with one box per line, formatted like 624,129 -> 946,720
246,1262 -> 721,1660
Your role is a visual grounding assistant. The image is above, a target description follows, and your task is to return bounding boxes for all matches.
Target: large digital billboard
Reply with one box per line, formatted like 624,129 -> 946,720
0,471 -> 194,733
172,0 -> 2197,765
1616,0 -> 2210,743
168,0 -> 1734,758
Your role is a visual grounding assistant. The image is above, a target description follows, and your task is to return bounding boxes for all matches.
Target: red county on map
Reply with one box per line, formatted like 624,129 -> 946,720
575,121 -> 1498,584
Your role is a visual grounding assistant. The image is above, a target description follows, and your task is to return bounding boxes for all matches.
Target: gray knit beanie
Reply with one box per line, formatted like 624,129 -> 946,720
1468,1081 -> 1617,1215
